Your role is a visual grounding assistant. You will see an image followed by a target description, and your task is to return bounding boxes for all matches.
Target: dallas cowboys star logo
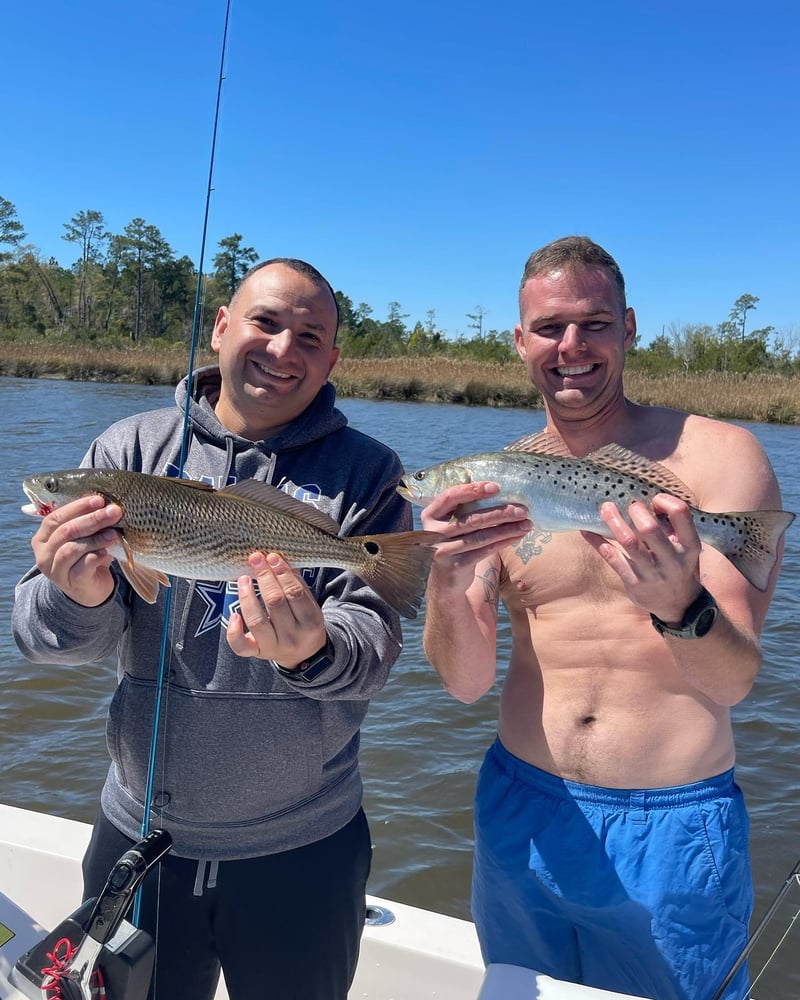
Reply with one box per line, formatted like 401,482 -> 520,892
194,581 -> 243,636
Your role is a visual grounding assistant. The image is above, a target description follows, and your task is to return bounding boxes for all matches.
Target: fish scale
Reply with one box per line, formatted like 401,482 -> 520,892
398,433 -> 795,593
22,468 -> 441,618
120,489 -> 337,572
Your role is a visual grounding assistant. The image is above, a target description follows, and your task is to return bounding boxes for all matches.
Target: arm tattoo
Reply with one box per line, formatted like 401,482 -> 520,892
477,564 -> 501,611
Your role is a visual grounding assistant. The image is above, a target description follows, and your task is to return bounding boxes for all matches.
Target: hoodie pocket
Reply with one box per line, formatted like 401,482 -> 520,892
107,674 -> 324,827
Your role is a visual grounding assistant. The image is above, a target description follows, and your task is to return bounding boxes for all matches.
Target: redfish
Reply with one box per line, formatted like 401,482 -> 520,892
23,468 -> 441,618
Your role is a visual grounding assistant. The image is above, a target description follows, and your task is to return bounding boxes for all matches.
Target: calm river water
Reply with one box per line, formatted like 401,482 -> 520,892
2,376 -> 799,996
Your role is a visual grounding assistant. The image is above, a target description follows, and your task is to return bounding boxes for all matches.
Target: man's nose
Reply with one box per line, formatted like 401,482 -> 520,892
559,324 -> 585,352
267,328 -> 294,356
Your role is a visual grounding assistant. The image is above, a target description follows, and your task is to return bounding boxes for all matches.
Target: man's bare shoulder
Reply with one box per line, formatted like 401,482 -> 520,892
620,403 -> 778,508
626,402 -> 747,448
681,410 -> 756,443
681,413 -> 771,468
648,408 -> 778,508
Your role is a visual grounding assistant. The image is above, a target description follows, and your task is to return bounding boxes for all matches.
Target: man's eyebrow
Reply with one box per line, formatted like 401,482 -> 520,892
248,304 -> 328,332
532,308 -> 614,322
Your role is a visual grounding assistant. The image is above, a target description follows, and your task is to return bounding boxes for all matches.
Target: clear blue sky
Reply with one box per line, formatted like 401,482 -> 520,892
4,0 -> 798,344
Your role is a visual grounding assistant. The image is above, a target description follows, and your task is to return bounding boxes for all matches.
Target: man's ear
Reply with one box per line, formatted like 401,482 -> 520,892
326,345 -> 341,379
624,307 -> 637,351
514,325 -> 527,360
210,306 -> 229,352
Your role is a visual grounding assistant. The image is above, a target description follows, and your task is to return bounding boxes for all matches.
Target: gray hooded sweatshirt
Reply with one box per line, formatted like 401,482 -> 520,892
13,367 -> 411,860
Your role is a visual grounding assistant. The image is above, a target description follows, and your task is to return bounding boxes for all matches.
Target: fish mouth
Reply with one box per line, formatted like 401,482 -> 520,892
21,487 -> 51,517
396,482 -> 425,504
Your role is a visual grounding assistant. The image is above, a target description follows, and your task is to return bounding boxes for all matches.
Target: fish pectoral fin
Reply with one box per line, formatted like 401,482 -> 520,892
221,480 -> 341,533
116,537 -> 170,604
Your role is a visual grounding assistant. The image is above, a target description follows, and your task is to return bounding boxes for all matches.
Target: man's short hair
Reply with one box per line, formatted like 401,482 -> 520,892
520,236 -> 627,312
233,258 -> 340,335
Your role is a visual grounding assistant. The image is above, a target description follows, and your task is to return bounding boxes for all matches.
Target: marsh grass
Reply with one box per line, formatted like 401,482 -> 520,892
0,343 -> 202,386
624,372 -> 800,424
2,343 -> 800,424
332,358 -> 543,408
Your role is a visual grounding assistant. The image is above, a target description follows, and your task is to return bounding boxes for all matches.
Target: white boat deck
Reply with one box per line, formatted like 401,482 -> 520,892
0,803 -> 648,999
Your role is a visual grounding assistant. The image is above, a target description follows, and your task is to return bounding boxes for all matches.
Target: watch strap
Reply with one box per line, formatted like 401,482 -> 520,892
650,586 -> 719,640
273,637 -> 335,683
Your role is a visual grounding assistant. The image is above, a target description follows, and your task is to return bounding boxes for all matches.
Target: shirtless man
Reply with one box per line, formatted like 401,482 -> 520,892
420,237 -> 786,1000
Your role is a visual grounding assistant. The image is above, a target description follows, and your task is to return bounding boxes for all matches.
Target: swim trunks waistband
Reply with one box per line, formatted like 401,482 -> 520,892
487,736 -> 736,810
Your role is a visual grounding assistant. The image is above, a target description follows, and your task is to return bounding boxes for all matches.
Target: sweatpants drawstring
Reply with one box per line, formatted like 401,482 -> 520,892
193,859 -> 220,896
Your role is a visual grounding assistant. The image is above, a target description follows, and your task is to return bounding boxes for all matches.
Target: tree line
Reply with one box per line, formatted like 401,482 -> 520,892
1,195 -> 798,375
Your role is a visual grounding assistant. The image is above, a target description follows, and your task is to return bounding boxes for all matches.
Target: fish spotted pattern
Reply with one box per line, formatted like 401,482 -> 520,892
398,430 -> 795,592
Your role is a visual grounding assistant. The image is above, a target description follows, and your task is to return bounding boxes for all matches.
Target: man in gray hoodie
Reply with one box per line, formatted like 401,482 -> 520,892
13,258 -> 413,1000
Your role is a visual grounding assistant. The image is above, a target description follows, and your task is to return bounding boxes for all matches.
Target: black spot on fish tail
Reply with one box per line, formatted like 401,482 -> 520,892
356,529 -> 442,618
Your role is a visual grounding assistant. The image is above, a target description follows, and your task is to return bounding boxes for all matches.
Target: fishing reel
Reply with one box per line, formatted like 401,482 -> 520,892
6,829 -> 171,1000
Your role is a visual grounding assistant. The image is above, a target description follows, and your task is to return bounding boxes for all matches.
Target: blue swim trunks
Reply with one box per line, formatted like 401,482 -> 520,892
472,738 -> 752,1000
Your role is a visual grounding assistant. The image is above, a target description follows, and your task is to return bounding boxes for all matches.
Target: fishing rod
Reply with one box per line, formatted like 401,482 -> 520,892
179,0 -> 232,468
709,856 -> 800,1000
133,0 -> 232,923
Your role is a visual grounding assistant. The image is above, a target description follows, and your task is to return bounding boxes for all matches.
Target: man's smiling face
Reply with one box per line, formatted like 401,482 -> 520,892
514,265 -> 636,424
211,263 -> 340,440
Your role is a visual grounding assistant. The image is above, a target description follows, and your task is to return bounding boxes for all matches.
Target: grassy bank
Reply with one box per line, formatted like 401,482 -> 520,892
2,342 -> 800,424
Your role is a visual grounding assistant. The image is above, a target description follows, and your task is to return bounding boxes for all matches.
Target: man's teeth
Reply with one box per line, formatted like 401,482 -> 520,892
557,365 -> 594,376
255,361 -> 291,379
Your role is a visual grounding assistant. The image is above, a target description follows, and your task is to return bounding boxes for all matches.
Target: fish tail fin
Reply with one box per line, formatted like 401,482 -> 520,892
714,509 -> 795,592
115,538 -> 171,604
356,529 -> 442,618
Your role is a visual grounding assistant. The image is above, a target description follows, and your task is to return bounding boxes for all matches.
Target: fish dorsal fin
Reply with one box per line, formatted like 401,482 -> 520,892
587,444 -> 697,504
505,430 -> 570,455
506,430 -> 697,505
220,480 -> 342,534
165,477 -> 216,492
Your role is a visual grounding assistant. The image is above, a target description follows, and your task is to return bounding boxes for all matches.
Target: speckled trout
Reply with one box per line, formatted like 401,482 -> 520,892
398,430 -> 794,592
22,468 -> 442,618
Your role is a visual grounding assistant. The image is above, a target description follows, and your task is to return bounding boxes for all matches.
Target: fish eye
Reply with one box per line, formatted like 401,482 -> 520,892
412,471 -> 426,481
45,477 -> 58,492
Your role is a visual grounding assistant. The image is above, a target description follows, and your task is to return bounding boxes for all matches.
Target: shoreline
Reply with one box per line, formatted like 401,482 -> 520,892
2,345 -> 800,423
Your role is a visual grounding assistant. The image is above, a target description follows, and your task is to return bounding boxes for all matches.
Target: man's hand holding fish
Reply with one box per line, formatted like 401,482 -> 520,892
228,551 -> 328,666
416,480 -> 532,578
584,491 -> 707,625
27,492 -> 124,609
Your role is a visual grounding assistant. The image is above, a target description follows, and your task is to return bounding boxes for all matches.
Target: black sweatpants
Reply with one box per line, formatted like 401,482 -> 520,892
82,808 -> 372,1000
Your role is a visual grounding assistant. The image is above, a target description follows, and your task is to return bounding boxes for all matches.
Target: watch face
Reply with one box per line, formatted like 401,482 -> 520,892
694,606 -> 718,638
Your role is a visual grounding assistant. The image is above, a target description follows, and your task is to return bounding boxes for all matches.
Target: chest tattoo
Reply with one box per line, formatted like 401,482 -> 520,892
515,528 -> 553,564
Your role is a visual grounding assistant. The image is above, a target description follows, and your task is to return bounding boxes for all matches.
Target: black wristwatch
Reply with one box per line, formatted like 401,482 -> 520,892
650,587 -> 719,639
272,637 -> 335,683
